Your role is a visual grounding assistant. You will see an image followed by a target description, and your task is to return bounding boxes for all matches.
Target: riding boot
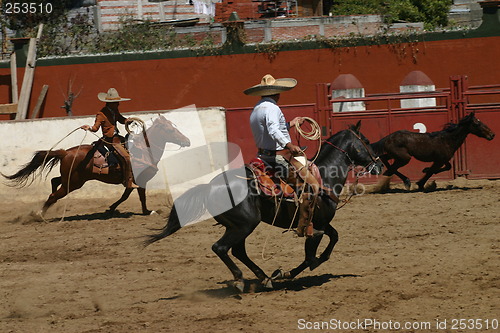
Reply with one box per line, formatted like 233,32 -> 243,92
122,162 -> 138,189
114,144 -> 138,189
288,157 -> 321,237
296,193 -> 322,238
296,194 -> 311,237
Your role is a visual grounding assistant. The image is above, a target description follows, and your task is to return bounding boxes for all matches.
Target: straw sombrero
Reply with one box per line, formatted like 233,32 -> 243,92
244,74 -> 297,96
98,88 -> 131,102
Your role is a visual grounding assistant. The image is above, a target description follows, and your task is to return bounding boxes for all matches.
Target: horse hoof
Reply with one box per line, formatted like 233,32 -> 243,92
403,180 -> 411,190
232,279 -> 245,293
262,278 -> 274,290
308,258 -> 320,271
271,269 -> 291,280
424,180 -> 437,192
32,210 -> 44,222
149,210 -> 157,215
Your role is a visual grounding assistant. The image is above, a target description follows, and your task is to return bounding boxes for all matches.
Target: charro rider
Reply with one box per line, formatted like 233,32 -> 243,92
244,74 -> 321,237
80,88 -> 138,189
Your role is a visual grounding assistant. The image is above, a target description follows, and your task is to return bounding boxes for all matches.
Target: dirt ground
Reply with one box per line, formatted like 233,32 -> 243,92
0,177 -> 498,333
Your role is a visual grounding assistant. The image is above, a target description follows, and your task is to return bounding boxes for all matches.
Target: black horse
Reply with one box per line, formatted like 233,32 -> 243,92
144,122 -> 382,291
371,112 -> 495,191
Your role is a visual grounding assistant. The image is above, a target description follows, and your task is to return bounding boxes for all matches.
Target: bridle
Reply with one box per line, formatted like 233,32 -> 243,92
319,129 -> 380,209
323,129 -> 380,176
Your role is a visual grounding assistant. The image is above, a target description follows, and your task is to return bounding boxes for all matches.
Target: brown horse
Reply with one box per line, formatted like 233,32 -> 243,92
371,112 -> 495,191
3,115 -> 190,216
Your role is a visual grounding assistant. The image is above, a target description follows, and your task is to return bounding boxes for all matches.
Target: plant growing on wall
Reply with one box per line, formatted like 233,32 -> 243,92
331,0 -> 452,30
38,12 -> 95,57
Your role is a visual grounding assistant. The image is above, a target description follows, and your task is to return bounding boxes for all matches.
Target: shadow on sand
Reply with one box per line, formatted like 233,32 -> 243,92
45,210 -> 139,222
156,273 -> 361,301
370,184 -> 483,194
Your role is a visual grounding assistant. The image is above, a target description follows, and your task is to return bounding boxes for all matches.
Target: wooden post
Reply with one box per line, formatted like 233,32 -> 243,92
10,52 -> 18,104
15,37 -> 36,120
0,104 -> 17,115
137,0 -> 143,20
15,24 -> 43,120
31,84 -> 49,119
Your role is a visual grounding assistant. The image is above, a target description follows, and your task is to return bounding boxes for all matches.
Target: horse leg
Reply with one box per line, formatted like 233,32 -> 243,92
51,176 -> 62,193
423,162 -> 451,175
212,229 -> 249,292
232,240 -> 273,289
108,188 -> 134,213
42,174 -> 85,216
272,224 -> 339,280
137,187 -> 153,215
383,155 -> 412,190
316,224 -> 339,266
417,162 -> 446,190
394,171 -> 411,190
42,185 -> 68,216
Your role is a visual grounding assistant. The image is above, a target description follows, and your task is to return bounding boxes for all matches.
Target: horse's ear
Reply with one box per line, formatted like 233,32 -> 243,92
354,120 -> 361,132
462,111 -> 475,123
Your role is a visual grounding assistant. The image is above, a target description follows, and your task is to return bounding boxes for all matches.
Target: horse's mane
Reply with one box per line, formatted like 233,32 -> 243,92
442,122 -> 459,132
429,115 -> 471,137
323,127 -> 350,144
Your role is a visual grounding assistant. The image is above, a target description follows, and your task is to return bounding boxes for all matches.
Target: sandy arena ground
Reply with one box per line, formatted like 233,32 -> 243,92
0,178 -> 498,333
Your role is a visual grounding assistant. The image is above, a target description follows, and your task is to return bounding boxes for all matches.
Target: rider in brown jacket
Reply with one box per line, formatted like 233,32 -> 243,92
81,88 -> 137,189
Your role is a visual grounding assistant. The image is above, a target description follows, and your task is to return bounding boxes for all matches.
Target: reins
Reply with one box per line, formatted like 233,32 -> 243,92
321,129 -> 379,209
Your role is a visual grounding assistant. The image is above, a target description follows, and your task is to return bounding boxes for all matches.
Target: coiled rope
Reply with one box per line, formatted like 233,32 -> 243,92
295,116 -> 322,162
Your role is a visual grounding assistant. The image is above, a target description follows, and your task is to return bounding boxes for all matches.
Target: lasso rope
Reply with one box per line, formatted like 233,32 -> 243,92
295,116 -> 322,163
58,130 -> 88,222
36,127 -> 88,222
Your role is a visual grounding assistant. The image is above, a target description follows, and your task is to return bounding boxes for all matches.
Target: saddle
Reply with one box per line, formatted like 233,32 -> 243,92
247,157 -> 323,199
92,143 -> 120,175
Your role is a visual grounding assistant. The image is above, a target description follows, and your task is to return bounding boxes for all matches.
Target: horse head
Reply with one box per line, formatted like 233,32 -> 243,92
346,121 -> 383,175
463,112 -> 495,141
151,115 -> 191,147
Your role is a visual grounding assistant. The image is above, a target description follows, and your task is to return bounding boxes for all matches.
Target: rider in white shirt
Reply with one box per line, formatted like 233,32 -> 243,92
245,74 -> 322,238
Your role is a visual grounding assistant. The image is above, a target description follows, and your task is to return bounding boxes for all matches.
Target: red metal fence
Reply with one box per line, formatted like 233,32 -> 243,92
226,75 -> 500,182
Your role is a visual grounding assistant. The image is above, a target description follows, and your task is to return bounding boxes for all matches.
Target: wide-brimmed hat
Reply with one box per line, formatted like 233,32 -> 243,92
244,74 -> 297,96
98,88 -> 131,102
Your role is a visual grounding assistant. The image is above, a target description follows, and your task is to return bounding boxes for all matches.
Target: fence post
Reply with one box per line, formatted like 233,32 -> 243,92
449,75 -> 470,177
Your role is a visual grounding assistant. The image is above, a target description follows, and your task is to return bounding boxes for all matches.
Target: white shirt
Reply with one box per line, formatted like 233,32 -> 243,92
249,97 -> 291,151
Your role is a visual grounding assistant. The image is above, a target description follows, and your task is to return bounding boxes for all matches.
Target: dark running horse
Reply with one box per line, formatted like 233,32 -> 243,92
144,122 -> 382,291
371,112 -> 495,191
3,115 -> 190,216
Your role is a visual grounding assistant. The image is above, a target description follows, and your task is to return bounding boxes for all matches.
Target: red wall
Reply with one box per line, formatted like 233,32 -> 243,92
1,36 -> 500,120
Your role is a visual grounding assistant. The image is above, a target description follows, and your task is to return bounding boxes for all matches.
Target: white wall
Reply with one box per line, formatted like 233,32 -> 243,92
0,107 -> 226,206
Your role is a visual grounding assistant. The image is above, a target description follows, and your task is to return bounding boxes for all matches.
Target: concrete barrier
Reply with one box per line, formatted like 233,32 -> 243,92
0,107 -> 227,207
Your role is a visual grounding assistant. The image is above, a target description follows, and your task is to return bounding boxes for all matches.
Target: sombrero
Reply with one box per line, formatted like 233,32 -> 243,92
244,74 -> 297,96
98,88 -> 131,102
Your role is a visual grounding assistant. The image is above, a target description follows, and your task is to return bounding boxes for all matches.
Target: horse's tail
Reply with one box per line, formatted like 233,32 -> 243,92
2,149 -> 67,188
143,184 -> 211,246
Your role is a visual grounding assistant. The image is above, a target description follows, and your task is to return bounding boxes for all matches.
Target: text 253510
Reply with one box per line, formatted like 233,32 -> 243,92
4,2 -> 53,14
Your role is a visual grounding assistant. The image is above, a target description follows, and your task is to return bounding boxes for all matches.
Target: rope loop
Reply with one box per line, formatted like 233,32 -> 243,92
125,117 -> 147,135
295,117 -> 321,141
